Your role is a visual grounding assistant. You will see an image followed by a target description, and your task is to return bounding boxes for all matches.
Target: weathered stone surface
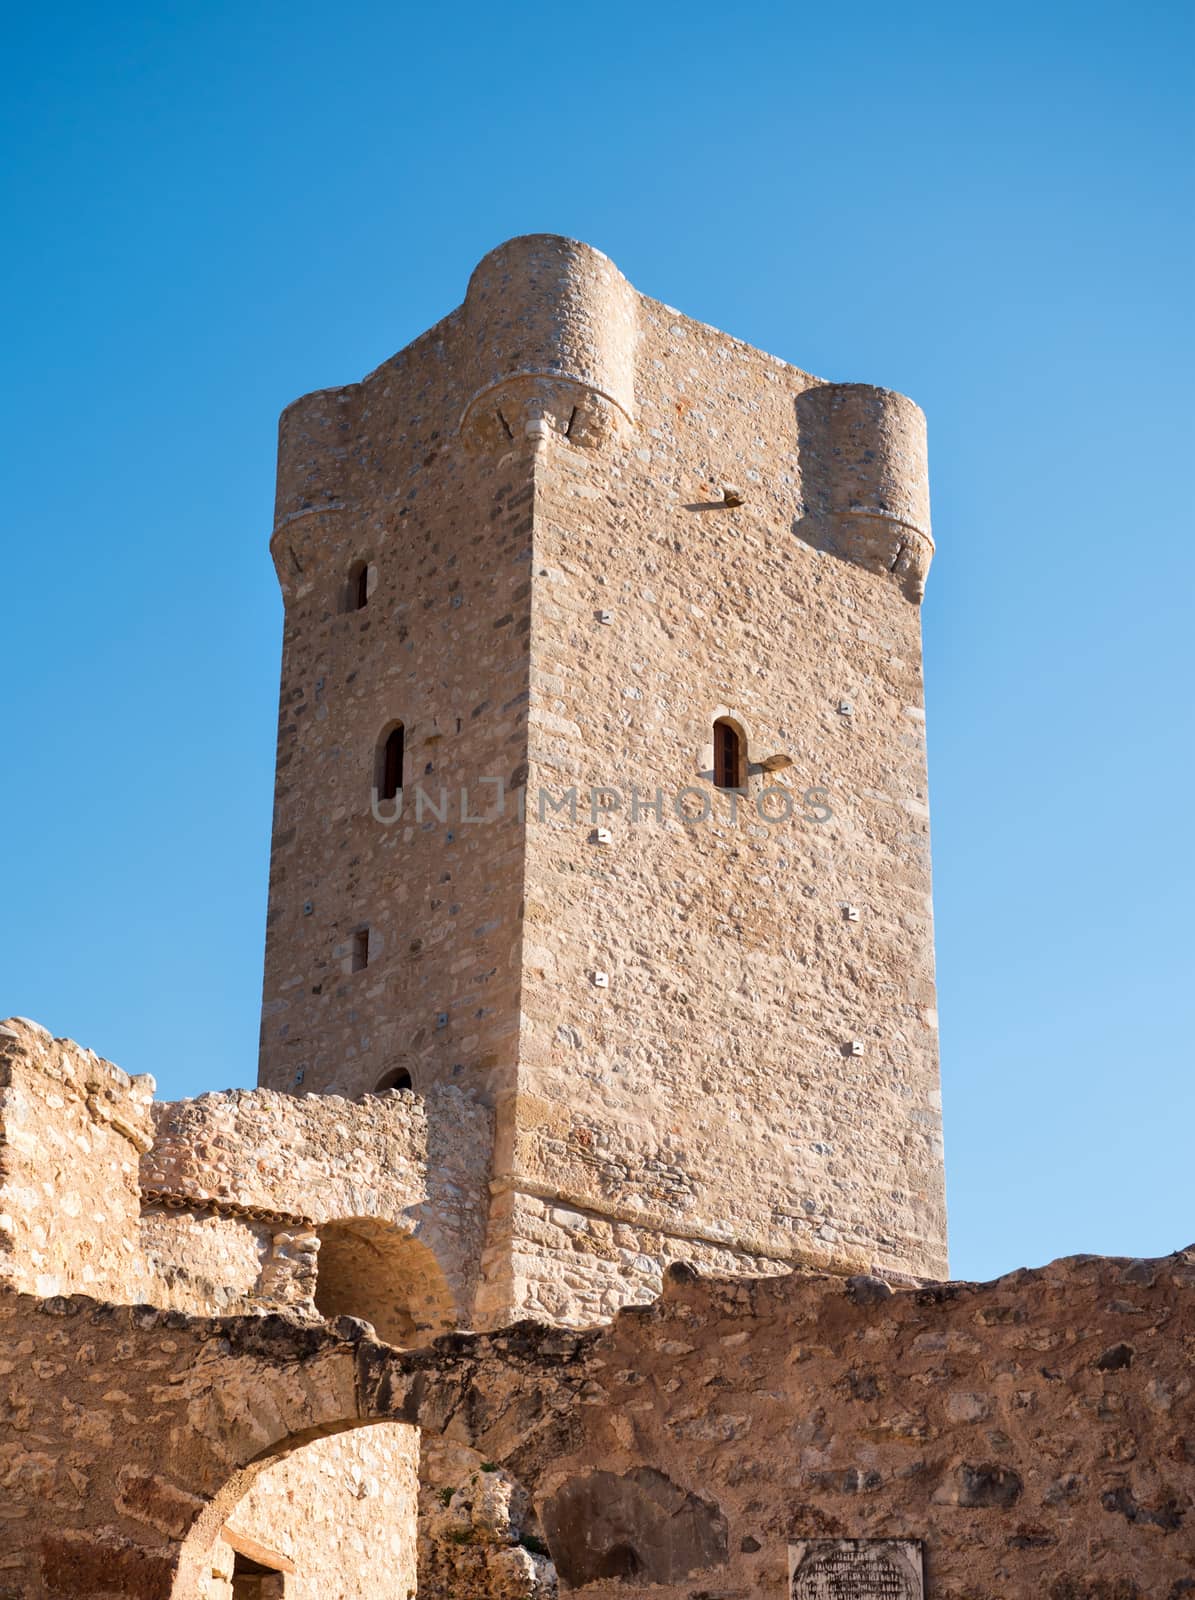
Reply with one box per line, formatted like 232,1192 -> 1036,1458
543,1466 -> 728,1586
417,1442 -> 557,1599
0,1020 -> 152,1301
144,1080 -> 492,1321
0,1019 -> 491,1333
0,1250 -> 1191,1597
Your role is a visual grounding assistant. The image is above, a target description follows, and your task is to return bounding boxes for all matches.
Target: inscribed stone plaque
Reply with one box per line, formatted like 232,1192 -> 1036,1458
788,1540 -> 923,1600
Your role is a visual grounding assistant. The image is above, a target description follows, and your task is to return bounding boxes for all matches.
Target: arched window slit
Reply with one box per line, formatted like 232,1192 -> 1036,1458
713,718 -> 745,790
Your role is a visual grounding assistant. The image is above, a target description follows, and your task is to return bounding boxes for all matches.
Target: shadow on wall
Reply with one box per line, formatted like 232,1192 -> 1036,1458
313,1218 -> 457,1345
542,1467 -> 728,1587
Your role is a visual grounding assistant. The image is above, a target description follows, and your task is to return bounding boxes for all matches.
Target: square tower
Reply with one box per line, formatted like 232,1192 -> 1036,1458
258,235 -> 947,1328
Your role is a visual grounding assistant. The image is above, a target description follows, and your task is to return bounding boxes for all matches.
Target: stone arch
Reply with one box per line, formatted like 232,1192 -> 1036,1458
174,1419 -> 559,1600
313,1216 -> 457,1346
153,1310 -> 583,1600
179,1417 -> 421,1600
373,1063 -> 413,1093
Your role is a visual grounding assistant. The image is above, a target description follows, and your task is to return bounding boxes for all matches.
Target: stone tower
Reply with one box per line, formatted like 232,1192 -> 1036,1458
258,234 -> 947,1328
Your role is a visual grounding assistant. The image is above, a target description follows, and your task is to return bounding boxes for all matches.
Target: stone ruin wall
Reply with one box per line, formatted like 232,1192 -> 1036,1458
0,1019 -> 153,1302
415,1440 -> 558,1600
0,1250 -> 1190,1599
142,1070 -> 492,1327
0,1018 -> 509,1600
1,1019 -> 1192,1597
1,1017 -> 492,1328
532,1255 -> 1195,1600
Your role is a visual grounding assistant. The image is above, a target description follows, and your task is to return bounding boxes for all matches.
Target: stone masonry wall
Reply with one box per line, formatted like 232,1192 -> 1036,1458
0,1021 -> 488,1595
257,322 -> 536,1109
416,1441 -> 558,1600
480,1187 -> 793,1327
143,1084 -> 428,1222
0,1018 -> 153,1301
0,1250 -> 1190,1598
0,1018 -> 492,1331
139,1207 -> 276,1318
533,1252 -> 1195,1599
496,295 -> 944,1321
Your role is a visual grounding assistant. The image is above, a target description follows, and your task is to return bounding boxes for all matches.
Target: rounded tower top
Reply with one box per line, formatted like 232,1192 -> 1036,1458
460,234 -> 638,447
795,381 -> 933,600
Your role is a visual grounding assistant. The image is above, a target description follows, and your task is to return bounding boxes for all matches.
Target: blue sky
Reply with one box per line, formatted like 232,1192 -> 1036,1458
2,1 -> 1191,1281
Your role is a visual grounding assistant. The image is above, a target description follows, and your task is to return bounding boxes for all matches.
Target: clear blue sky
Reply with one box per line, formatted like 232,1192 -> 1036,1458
2,1 -> 1191,1281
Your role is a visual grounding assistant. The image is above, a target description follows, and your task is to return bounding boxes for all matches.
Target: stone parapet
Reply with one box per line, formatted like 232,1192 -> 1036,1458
143,1084 -> 429,1224
143,1081 -> 494,1325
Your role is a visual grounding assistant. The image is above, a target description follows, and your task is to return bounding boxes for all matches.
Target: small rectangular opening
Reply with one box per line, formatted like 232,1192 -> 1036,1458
232,1554 -> 287,1598
351,928 -> 370,972
224,1527 -> 294,1598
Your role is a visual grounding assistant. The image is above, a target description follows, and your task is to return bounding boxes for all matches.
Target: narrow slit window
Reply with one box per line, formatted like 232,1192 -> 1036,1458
379,725 -> 405,800
348,560 -> 369,611
351,928 -> 370,972
713,719 -> 745,791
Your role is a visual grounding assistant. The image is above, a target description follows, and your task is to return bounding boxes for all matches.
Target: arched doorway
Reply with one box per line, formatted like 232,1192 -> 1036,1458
184,1421 -> 421,1600
313,1217 -> 457,1346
